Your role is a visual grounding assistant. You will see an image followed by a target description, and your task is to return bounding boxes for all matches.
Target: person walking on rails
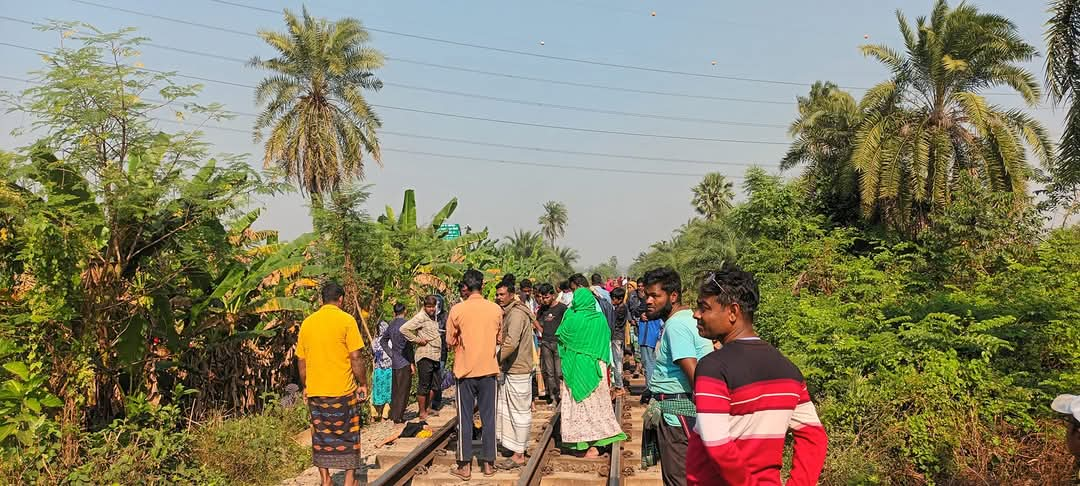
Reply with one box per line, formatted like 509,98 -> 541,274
640,267 -> 713,486
296,282 -> 367,486
446,269 -> 502,480
687,265 -> 828,485
536,283 -> 567,404
557,285 -> 628,457
380,303 -> 413,424
401,295 -> 443,421
494,276 -> 536,468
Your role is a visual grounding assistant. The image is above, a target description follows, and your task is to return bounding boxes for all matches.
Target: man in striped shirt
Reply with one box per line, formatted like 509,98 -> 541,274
687,265 -> 828,485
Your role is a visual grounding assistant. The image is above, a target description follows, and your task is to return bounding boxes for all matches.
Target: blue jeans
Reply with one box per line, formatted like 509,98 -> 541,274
610,341 -> 624,388
640,345 -> 656,390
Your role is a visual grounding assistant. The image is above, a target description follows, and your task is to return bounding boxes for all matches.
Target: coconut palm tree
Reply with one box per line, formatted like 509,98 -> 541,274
537,201 -> 568,247
856,0 -> 1053,233
781,81 -> 863,224
250,7 -> 384,198
691,173 -> 735,220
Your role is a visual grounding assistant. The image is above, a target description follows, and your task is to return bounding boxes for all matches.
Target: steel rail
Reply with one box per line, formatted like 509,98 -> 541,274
369,419 -> 457,486
516,410 -> 560,486
608,395 -> 625,486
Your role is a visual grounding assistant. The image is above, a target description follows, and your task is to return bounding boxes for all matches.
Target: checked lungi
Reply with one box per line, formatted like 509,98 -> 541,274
495,373 -> 533,453
309,395 -> 362,469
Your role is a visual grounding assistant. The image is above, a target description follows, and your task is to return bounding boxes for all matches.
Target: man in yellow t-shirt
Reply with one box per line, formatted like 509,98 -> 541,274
296,282 -> 367,486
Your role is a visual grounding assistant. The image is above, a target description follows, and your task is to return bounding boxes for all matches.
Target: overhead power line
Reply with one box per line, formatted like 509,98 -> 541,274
3,12 -> 798,106
0,73 -> 774,169
59,1 -> 1034,101
200,0 -> 836,90
0,16 -> 786,128
0,41 -> 789,145
141,117 -> 738,178
383,57 -> 795,105
203,0 -> 1018,96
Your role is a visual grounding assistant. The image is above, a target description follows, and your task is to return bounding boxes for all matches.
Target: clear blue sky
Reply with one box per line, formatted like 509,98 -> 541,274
0,0 -> 1065,270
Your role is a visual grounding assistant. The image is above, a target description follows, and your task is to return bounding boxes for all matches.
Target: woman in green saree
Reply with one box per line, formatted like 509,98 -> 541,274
556,287 -> 628,457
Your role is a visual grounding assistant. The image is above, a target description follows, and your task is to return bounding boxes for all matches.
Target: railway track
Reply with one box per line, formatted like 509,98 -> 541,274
366,377 -> 660,485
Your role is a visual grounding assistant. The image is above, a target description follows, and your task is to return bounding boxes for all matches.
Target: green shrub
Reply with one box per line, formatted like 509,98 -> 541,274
192,402 -> 309,485
66,387 -> 221,485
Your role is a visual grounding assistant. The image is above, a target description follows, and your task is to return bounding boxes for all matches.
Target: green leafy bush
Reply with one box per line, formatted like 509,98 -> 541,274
191,401 -> 309,485
65,387 -> 220,485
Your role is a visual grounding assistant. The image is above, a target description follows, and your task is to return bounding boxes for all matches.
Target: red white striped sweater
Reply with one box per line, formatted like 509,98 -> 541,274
687,339 -> 827,486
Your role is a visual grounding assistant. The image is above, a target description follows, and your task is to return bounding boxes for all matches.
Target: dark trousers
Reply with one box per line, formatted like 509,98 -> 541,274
657,415 -> 695,486
455,375 -> 497,466
432,361 -> 446,409
390,366 -> 412,423
539,341 -> 561,403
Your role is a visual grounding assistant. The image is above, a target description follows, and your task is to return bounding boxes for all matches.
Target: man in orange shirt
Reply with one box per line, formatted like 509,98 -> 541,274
297,282 -> 367,486
446,269 -> 503,480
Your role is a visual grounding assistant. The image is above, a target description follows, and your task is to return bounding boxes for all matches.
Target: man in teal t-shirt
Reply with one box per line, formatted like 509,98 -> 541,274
643,267 -> 712,486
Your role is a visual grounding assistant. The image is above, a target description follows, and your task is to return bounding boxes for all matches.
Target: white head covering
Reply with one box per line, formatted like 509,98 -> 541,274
1051,394 -> 1080,421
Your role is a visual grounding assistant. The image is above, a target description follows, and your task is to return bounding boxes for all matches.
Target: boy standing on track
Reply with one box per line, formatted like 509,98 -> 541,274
446,269 -> 502,480
536,283 -> 567,404
296,282 -> 367,486
688,265 -> 828,485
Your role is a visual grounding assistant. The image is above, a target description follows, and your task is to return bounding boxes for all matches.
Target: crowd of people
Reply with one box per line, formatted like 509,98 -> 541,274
293,264 -> 831,486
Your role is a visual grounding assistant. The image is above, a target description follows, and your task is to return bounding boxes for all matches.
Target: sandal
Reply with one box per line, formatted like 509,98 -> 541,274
449,468 -> 471,481
482,464 -> 497,477
496,458 -> 525,470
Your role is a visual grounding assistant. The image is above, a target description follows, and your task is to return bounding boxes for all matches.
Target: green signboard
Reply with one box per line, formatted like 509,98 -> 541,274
438,223 -> 461,240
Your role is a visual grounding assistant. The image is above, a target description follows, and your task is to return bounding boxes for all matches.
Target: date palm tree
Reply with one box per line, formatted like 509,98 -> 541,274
781,81 -> 863,224
538,201 -> 568,247
1046,0 -> 1080,223
250,7 -> 383,199
856,0 -> 1053,233
691,172 -> 735,220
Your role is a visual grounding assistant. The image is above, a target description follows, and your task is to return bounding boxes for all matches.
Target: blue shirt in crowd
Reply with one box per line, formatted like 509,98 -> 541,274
638,318 -> 663,348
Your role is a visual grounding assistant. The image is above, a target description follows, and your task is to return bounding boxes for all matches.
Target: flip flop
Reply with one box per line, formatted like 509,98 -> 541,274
448,468 -> 471,481
483,465 -> 497,477
496,458 -> 525,470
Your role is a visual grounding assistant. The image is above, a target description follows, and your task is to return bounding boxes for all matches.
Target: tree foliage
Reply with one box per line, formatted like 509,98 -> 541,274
853,0 -> 1053,233
250,7 -> 384,197
0,24 -> 310,480
781,81 -> 863,224
691,172 -> 736,220
538,200 -> 568,247
1045,0 -> 1080,223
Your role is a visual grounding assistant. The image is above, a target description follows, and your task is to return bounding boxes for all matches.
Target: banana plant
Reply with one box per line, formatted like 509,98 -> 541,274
377,189 -> 459,231
188,232 -> 318,336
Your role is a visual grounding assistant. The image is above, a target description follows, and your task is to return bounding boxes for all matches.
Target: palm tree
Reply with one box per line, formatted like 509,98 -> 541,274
781,82 -> 863,224
856,0 -> 1053,233
691,173 -> 735,219
538,201 -> 568,247
503,229 -> 546,259
250,7 -> 384,198
554,245 -> 579,269
1045,0 -> 1080,223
